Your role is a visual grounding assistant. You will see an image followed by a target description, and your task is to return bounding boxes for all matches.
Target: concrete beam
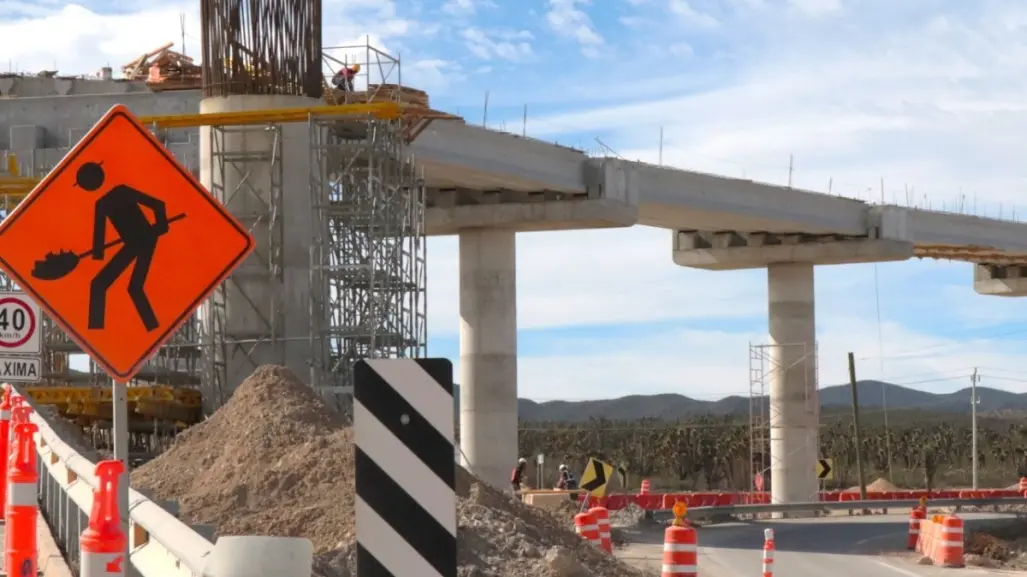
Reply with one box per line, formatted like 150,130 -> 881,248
425,157 -> 639,236
672,231 -> 913,271
411,121 -> 588,193
889,207 -> 1027,254
974,264 -> 1027,296
634,163 -> 870,234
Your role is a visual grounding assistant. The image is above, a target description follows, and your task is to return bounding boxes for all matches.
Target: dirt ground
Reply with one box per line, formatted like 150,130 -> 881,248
964,519 -> 1027,570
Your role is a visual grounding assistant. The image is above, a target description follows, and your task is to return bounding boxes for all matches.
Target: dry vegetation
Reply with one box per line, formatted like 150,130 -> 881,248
519,414 -> 1027,490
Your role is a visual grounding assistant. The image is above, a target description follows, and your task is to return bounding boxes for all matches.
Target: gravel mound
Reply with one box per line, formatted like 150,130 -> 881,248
134,365 -> 649,577
846,477 -> 901,492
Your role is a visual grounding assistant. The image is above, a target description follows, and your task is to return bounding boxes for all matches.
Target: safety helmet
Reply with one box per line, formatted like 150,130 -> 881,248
559,464 -> 568,471
352,63 -> 361,73
518,457 -> 527,464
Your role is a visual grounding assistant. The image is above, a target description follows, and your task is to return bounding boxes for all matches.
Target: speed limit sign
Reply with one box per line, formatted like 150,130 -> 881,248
0,293 -> 40,354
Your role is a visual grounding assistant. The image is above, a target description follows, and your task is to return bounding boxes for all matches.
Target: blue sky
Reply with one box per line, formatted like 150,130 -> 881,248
5,0 -> 1027,401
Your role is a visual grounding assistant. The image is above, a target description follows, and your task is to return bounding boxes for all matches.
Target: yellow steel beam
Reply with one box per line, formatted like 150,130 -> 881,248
138,101 -> 403,129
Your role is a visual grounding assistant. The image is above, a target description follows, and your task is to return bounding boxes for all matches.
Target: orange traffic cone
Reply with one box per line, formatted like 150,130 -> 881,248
5,422 -> 38,576
661,523 -> 697,577
80,460 -> 128,577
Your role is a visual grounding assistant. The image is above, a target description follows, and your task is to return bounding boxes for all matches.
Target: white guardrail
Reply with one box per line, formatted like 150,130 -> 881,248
16,387 -> 315,577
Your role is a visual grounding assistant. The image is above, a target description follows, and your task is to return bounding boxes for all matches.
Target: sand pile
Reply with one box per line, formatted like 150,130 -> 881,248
134,365 -> 649,577
846,477 -> 901,492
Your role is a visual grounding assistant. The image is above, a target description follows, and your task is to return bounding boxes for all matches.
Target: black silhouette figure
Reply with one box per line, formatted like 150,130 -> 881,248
77,161 -> 168,332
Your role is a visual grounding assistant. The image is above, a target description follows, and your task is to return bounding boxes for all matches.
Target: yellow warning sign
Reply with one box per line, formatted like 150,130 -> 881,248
579,457 -> 615,497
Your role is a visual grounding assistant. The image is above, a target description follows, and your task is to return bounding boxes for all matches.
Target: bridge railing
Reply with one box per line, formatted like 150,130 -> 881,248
16,386 -> 315,577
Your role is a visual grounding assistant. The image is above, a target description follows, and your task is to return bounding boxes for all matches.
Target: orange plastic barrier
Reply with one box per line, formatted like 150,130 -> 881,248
661,523 -> 697,577
915,514 -> 964,567
762,528 -> 774,577
5,421 -> 38,576
574,512 -> 600,547
80,460 -> 128,577
1020,477 -> 1027,492
4,404 -> 31,560
589,506 -> 612,553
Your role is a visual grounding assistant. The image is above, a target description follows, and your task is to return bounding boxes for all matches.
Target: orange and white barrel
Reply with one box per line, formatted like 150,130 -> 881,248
907,508 -> 924,550
640,479 -> 651,494
589,506 -> 612,553
1019,478 -> 1027,492
938,515 -> 964,567
661,524 -> 697,577
574,512 -> 600,547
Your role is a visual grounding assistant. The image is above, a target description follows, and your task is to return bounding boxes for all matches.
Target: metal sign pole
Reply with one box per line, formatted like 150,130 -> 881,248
113,379 -> 130,569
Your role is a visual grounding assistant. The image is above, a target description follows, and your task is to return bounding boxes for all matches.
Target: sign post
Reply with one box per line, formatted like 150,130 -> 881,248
0,104 -> 256,569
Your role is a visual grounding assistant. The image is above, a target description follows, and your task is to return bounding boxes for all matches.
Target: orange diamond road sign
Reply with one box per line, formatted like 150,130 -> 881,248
0,104 -> 255,382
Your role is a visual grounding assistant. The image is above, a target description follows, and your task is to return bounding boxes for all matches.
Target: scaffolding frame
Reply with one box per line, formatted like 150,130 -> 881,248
0,41 -> 428,417
308,112 -> 427,396
201,123 -> 286,407
322,39 -> 402,104
748,341 -> 820,499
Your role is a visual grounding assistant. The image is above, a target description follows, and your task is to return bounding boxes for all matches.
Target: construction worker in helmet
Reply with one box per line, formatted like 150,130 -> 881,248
332,62 -> 360,92
556,464 -> 578,490
510,457 -> 527,492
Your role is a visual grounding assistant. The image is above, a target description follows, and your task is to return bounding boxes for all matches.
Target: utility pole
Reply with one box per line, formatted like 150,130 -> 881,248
971,368 -> 981,489
848,353 -> 868,501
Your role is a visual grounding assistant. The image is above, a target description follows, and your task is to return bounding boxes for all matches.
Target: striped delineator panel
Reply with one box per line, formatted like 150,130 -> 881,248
354,358 -> 456,577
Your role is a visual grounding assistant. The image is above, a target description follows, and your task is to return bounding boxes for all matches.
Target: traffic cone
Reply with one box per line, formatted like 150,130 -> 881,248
661,523 -> 697,577
574,512 -> 600,547
80,460 -> 128,577
589,506 -> 613,553
762,528 -> 774,577
907,507 -> 924,550
5,404 -> 31,558
640,479 -> 652,494
5,421 -> 38,576
0,384 -> 12,513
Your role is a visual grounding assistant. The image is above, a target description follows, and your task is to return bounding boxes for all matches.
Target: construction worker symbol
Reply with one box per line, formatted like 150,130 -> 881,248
0,104 -> 255,382
32,161 -> 186,332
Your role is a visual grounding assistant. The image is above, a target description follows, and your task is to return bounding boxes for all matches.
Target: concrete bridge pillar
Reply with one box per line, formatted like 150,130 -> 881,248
458,228 -> 518,487
767,262 -> 820,510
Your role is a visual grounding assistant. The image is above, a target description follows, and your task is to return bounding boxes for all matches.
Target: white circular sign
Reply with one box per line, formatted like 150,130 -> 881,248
0,294 -> 40,354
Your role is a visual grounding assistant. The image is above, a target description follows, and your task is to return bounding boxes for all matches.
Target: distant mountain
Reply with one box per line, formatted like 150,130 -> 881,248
452,380 -> 1022,423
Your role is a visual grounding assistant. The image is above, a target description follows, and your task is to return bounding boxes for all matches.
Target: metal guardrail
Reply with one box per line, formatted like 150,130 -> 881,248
664,497 -> 1027,521
17,386 -> 316,577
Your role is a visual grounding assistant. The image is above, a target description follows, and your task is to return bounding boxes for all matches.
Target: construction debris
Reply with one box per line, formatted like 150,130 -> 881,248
122,43 -> 201,91
132,365 -> 649,577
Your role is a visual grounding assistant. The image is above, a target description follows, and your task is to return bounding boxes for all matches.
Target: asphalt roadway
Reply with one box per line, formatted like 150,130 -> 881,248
615,512 -> 1025,576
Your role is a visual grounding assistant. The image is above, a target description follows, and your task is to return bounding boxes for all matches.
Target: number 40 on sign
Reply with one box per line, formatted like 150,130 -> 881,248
0,293 -> 40,355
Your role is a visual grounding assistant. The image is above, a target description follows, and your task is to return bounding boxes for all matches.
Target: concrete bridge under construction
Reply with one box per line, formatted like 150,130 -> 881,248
3,42 -> 1027,576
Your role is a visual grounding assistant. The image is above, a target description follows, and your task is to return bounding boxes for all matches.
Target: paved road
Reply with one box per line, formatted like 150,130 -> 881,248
616,512 -> 1024,576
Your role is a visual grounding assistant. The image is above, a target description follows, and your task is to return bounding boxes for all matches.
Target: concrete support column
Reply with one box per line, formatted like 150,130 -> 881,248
199,95 -> 316,408
459,228 -> 518,487
767,262 -> 819,509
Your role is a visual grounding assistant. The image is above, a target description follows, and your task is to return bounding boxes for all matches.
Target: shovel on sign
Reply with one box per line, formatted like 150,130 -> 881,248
31,213 -> 187,281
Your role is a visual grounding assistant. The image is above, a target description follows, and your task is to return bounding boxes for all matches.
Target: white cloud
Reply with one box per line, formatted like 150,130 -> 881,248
786,0 -> 842,18
460,28 -> 534,62
482,315 -> 1026,401
668,0 -> 720,27
515,2 -> 1027,219
545,0 -> 604,57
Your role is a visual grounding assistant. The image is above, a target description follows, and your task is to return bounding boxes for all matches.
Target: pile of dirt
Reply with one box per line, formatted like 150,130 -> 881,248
134,365 -> 649,577
846,477 -> 901,492
965,531 -> 1015,562
131,365 -> 355,549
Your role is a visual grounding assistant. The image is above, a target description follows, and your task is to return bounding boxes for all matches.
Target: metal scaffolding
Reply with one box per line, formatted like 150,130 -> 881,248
308,113 -> 427,397
748,341 -> 820,497
201,123 -> 286,408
